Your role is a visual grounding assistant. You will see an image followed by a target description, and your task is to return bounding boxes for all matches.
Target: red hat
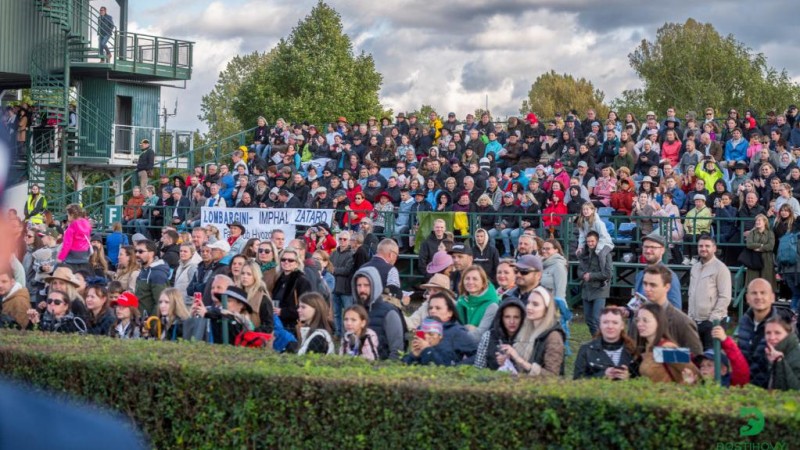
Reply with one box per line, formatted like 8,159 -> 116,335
526,112 -> 538,123
112,291 -> 139,309
377,191 -> 391,202
553,161 -> 564,169
336,116 -> 348,123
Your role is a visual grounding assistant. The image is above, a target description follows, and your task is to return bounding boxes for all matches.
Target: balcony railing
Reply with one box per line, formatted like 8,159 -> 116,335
113,31 -> 193,74
112,124 -> 195,160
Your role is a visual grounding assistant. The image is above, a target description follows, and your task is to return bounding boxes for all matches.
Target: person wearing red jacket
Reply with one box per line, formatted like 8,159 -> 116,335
304,223 -> 337,255
542,190 -> 567,232
689,325 -> 750,387
610,179 -> 636,215
344,192 -> 373,231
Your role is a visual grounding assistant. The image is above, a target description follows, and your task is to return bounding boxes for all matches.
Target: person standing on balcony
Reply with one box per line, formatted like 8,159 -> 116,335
136,139 -> 154,190
98,6 -> 115,61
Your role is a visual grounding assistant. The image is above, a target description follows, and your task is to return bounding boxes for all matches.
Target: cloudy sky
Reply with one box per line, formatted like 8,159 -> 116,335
110,0 -> 798,131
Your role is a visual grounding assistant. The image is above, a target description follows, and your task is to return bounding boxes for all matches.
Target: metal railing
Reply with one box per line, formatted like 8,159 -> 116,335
114,31 -> 193,71
112,125 -> 195,158
50,127 -> 256,221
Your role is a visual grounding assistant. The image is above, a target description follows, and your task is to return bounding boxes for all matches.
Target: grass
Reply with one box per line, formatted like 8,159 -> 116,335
565,316 -> 593,378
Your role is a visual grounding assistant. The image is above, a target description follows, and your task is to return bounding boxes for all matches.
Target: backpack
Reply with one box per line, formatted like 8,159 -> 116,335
777,231 -> 799,266
235,331 -> 273,348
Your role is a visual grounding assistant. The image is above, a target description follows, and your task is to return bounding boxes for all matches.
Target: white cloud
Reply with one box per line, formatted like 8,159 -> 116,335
126,0 -> 800,132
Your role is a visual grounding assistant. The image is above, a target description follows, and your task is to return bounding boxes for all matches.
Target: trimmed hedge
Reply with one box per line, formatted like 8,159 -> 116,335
0,332 -> 798,449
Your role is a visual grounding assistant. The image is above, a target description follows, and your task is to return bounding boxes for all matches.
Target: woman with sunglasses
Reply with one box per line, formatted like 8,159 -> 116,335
257,240 -> 280,293
26,290 -> 84,334
271,248 -> 312,331
573,307 -> 637,380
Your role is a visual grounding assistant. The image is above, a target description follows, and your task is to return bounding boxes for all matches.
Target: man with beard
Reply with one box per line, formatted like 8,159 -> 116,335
352,265 -> 405,360
133,239 -> 171,315
252,176 -> 270,207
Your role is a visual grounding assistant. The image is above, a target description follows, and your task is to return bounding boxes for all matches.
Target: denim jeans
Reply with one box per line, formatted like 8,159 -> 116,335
332,293 -> 354,337
583,297 -> 606,337
132,218 -> 151,238
488,227 -> 513,255
99,34 -> 111,55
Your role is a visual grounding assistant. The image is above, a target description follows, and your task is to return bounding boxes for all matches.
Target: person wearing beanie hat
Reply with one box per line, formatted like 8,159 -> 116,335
110,291 -> 142,339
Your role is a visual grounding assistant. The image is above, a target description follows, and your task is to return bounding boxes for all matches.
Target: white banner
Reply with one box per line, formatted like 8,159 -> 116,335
200,207 -> 334,242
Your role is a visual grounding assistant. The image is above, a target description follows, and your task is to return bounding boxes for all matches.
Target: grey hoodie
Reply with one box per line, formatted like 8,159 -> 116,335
351,265 -> 404,360
541,253 -> 568,300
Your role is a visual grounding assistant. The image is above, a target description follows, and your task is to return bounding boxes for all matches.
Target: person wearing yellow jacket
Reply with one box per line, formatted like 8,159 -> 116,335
428,111 -> 443,144
683,193 -> 713,261
24,185 -> 47,225
694,156 -> 723,194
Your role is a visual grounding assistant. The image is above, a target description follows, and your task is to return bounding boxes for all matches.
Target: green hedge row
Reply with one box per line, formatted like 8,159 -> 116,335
0,331 -> 798,449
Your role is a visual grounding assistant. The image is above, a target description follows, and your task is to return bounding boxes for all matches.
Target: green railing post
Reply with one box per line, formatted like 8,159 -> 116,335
713,318 -> 721,384
220,293 -> 229,345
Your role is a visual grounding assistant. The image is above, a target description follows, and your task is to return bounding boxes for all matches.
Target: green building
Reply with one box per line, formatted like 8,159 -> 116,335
0,0 -> 194,215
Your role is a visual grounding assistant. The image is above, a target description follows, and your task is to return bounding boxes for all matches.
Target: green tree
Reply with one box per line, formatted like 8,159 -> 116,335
520,71 -> 609,119
629,19 -> 800,117
406,104 -> 437,126
609,88 -> 648,121
232,1 -> 384,127
199,51 -> 272,142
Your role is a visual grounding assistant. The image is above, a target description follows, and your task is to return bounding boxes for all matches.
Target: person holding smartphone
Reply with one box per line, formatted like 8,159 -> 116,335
573,306 -> 637,380
634,303 -> 700,384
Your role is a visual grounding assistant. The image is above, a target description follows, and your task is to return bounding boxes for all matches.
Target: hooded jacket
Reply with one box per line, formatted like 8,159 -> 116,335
351,266 -> 405,360
403,319 -> 477,366
473,297 -> 526,370
541,253 -> 568,300
135,259 -> 171,315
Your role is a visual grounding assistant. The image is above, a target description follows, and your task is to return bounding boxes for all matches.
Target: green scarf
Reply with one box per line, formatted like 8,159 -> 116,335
260,261 -> 277,272
456,284 -> 499,327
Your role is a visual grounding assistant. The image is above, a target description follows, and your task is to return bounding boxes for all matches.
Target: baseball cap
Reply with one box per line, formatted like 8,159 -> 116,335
449,243 -> 472,256
112,291 -> 139,308
516,255 -> 543,272
207,239 -> 231,253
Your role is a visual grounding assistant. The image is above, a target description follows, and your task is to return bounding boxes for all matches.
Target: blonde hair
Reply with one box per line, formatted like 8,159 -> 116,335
313,250 -> 333,273
513,288 -> 559,363
278,248 -> 304,273
159,288 -> 190,327
239,260 -> 270,327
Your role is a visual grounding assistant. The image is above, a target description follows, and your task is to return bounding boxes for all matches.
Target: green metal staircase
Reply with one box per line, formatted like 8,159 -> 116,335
29,0 -> 116,213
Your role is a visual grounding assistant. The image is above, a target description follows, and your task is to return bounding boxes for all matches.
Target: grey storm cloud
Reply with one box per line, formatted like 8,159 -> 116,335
132,0 -> 800,132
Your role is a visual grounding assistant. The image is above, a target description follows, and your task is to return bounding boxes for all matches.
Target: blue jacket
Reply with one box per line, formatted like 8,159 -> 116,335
105,232 -> 129,266
713,205 -> 739,242
272,315 -> 298,353
403,319 -> 477,366
724,138 -> 748,162
219,174 -> 235,205
634,267 -> 682,310
395,198 -> 414,228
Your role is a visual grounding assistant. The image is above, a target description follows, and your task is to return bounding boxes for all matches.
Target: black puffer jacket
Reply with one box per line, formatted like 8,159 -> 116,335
737,305 -> 795,388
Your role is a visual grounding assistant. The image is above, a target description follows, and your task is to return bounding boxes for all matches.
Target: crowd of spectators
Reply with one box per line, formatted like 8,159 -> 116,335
4,105 -> 800,391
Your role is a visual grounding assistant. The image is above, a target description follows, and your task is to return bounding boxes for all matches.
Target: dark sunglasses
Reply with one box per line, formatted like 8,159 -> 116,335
258,249 -> 272,254
47,298 -> 65,305
135,249 -> 149,253
280,258 -> 296,263
517,269 -> 536,276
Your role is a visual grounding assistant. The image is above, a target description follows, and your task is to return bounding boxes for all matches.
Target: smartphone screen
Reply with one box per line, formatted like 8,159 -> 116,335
415,330 -> 426,339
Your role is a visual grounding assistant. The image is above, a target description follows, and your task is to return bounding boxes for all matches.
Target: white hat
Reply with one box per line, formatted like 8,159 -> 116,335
207,239 -> 231,253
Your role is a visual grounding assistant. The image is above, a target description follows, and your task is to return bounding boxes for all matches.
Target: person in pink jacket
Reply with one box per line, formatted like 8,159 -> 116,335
57,203 -> 93,271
